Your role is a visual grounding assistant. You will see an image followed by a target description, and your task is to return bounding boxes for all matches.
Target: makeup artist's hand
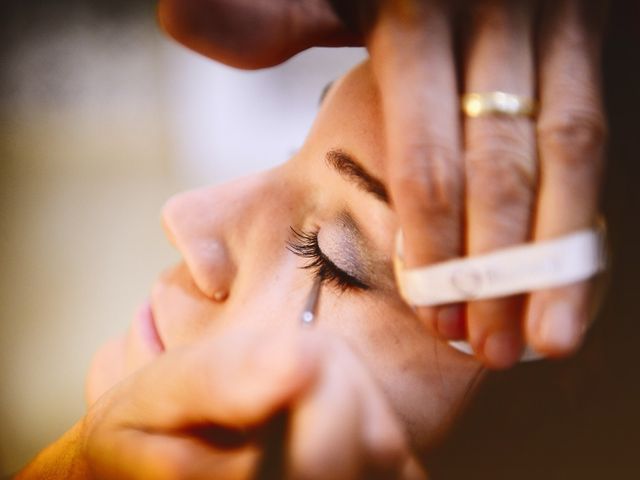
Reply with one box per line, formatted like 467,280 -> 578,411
157,0 -> 608,368
18,327 -> 426,479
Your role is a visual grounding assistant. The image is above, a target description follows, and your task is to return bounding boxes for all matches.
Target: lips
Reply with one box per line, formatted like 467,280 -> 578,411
136,299 -> 165,354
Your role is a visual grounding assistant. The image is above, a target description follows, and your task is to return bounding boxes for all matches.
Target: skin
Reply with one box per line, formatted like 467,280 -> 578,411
19,62 -> 482,480
156,0 -> 608,369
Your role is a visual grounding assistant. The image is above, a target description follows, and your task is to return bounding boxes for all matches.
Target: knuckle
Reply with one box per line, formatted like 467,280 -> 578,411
538,109 -> 607,166
467,117 -> 532,154
390,142 -> 462,218
466,142 -> 537,209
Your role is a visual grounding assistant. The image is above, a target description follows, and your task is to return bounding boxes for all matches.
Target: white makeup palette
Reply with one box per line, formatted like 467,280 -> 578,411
394,224 -> 607,361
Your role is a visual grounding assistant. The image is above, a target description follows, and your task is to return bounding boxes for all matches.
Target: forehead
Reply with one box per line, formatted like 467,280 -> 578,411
307,61 -> 387,179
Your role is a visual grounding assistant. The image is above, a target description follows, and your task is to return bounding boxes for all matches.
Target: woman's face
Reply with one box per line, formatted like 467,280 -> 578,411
88,61 -> 481,453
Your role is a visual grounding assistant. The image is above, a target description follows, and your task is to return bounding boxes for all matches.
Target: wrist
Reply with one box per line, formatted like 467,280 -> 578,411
16,420 -> 91,480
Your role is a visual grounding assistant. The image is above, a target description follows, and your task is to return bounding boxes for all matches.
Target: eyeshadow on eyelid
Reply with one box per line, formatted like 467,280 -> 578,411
317,227 -> 363,280
336,211 -> 397,291
319,80 -> 335,106
317,211 -> 379,286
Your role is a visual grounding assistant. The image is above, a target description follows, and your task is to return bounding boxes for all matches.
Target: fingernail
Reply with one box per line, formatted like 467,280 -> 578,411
483,331 -> 522,370
539,301 -> 581,353
437,305 -> 465,339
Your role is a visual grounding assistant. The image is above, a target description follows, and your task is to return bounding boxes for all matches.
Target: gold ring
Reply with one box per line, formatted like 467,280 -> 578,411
462,91 -> 536,118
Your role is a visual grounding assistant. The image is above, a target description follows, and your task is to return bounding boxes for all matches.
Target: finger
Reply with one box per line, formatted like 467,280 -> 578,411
288,336 -> 410,479
99,326 -> 319,432
89,431 -> 260,480
287,341 -> 364,479
157,0 -> 356,69
368,1 -> 465,339
351,348 -> 410,479
462,0 -> 537,369
526,0 -> 607,356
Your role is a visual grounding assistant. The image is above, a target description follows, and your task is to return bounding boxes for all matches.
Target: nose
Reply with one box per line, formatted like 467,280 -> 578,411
161,185 -> 237,300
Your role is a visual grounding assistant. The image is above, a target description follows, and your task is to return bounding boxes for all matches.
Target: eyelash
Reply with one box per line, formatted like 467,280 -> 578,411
287,228 -> 369,292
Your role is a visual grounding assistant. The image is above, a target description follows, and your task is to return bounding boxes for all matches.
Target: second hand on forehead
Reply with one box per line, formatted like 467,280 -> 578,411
300,277 -> 322,327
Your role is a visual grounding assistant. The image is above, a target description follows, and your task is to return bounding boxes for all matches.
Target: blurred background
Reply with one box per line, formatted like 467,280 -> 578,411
2,1 -> 640,478
0,0 -> 364,473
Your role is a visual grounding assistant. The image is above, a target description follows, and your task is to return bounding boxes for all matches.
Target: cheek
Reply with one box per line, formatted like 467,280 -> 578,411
317,291 -> 481,451
151,251 -> 309,349
151,263 -> 221,348
85,336 -> 126,406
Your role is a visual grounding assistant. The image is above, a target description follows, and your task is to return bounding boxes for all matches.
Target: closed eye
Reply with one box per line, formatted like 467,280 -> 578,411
287,227 -> 369,292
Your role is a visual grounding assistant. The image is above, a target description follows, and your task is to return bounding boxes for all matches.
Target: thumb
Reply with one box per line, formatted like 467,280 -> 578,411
101,326 -> 320,433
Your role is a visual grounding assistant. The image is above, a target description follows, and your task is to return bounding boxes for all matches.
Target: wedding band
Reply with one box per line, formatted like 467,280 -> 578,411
462,91 -> 536,118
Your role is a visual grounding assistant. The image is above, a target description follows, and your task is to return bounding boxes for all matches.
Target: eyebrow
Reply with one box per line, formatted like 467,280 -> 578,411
325,149 -> 390,204
318,80 -> 334,106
